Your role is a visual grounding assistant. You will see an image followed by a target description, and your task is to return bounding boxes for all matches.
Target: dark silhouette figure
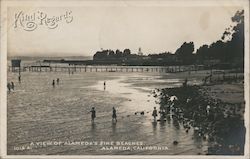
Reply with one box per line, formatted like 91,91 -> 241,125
203,74 -> 212,85
183,78 -> 188,87
7,83 -> 11,93
112,107 -> 117,122
90,107 -> 96,122
52,80 -> 55,88
104,81 -> 106,90
56,78 -> 60,85
152,107 -> 158,121
11,82 -> 14,90
18,75 -> 21,83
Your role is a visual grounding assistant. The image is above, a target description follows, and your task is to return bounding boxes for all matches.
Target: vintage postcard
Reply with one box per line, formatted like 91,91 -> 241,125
0,0 -> 249,158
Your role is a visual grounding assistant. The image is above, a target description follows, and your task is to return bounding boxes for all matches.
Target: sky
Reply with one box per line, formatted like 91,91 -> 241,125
7,4 -> 242,57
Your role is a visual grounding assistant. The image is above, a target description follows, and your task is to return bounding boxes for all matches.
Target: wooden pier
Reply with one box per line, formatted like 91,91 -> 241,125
8,65 -> 204,73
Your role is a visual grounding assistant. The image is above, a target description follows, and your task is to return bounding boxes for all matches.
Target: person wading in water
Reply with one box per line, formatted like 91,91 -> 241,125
90,107 -> 96,122
104,81 -> 106,90
152,107 -> 158,122
112,107 -> 117,122
52,80 -> 55,88
18,75 -> 21,83
7,83 -> 11,93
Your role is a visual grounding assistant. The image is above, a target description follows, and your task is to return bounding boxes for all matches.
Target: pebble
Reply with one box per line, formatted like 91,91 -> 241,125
173,141 -> 178,145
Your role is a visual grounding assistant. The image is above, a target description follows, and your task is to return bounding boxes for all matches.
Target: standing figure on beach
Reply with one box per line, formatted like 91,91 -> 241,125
206,105 -> 211,116
11,82 -> 15,90
7,83 -> 11,93
112,107 -> 117,122
18,75 -> 21,83
104,81 -> 106,90
52,80 -> 55,88
152,107 -> 158,121
183,78 -> 188,87
90,107 -> 96,122
56,78 -> 60,85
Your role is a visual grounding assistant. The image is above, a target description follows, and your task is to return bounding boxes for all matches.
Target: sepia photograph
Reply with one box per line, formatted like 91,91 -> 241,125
0,0 -> 249,158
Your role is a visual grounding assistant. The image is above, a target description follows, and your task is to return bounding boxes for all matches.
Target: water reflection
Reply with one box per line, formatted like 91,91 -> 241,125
152,121 -> 157,135
173,119 -> 180,129
92,74 -> 208,154
159,120 -> 166,131
112,121 -> 117,134
193,134 -> 203,149
167,115 -> 171,124
91,122 -> 96,134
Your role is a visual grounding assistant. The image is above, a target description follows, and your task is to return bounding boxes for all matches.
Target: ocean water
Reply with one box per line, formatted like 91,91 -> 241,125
7,71 -> 208,155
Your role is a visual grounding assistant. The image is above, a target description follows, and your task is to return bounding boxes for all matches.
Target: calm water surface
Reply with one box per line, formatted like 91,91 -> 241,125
7,71 -> 207,155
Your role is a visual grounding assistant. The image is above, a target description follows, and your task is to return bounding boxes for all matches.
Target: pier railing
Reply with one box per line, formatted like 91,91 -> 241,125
8,65 -> 205,73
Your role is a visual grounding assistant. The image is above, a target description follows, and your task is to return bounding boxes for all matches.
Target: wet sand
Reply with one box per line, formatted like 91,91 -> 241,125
7,70 -> 234,155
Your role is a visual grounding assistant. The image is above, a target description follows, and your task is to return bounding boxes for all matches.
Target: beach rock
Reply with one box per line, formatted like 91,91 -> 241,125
141,111 -> 144,115
203,136 -> 206,140
157,119 -> 166,122
173,141 -> 178,145
208,137 -> 214,142
170,95 -> 178,102
194,127 -> 199,131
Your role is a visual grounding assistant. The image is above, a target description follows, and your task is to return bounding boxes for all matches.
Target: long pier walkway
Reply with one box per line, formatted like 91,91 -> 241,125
9,65 -> 204,73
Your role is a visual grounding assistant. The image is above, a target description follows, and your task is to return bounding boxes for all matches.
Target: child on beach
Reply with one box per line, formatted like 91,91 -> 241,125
152,107 -> 158,121
90,107 -> 96,122
56,78 -> 60,85
112,107 -> 117,122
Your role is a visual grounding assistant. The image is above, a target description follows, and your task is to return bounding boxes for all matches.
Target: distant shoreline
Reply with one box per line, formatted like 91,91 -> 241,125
7,56 -> 93,61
